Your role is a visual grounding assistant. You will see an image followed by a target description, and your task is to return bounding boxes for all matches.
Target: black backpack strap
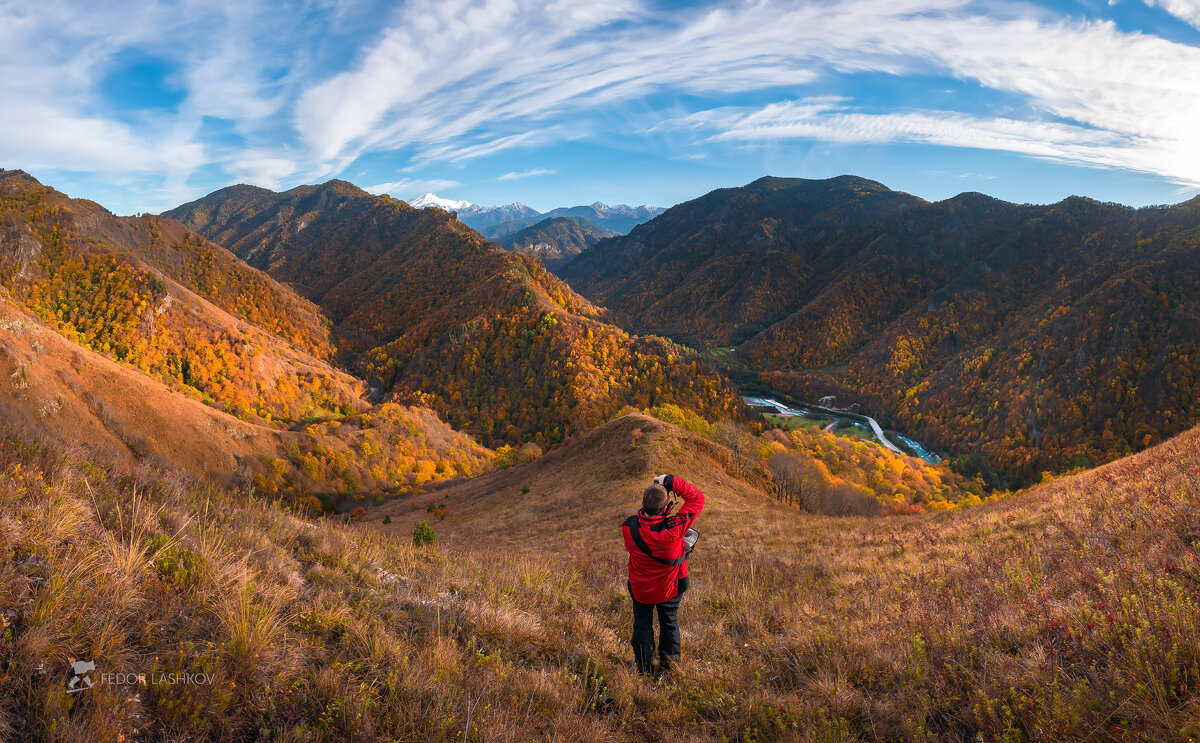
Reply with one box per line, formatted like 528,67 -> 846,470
623,515 -> 686,566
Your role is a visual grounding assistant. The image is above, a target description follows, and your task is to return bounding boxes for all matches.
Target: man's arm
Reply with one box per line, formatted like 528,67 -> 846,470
654,474 -> 705,533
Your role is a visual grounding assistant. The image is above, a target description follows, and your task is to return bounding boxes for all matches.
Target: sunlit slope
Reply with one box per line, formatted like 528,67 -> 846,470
0,299 -> 489,502
0,168 -> 351,425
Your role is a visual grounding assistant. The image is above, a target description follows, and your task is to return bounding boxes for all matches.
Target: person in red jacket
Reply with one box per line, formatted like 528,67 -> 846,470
622,473 -> 705,676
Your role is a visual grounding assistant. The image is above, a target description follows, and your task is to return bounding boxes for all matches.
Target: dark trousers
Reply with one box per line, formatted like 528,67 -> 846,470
630,578 -> 687,674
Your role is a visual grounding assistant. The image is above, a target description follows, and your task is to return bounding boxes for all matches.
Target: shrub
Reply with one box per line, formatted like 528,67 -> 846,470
382,514 -> 391,525
412,519 -> 436,546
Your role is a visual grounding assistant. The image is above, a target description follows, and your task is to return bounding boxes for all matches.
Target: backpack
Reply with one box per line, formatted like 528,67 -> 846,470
624,514 -> 699,565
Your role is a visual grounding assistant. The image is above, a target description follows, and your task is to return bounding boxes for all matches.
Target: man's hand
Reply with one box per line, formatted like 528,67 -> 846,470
653,474 -> 675,491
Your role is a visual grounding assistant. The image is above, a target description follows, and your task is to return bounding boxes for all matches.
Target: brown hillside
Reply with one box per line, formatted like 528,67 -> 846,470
366,412 -> 776,552
0,169 -> 355,426
0,169 -> 495,506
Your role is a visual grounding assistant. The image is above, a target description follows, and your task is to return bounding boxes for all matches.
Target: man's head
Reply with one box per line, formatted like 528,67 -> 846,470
642,483 -> 670,515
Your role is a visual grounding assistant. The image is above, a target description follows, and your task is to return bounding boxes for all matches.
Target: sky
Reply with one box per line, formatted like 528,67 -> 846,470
3,0 -> 1200,215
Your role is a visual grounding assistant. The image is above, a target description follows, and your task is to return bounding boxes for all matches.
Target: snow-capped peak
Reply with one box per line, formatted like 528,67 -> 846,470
410,193 -> 474,211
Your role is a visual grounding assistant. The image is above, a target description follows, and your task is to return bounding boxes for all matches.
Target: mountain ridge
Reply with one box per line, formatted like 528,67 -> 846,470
559,174 -> 1200,484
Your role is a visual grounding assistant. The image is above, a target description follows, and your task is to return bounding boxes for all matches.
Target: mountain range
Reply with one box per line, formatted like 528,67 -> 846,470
408,192 -> 664,236
559,175 -> 1200,485
164,180 -> 735,450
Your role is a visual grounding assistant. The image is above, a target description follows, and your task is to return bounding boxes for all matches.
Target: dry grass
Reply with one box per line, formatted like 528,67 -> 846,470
2,416 -> 1200,741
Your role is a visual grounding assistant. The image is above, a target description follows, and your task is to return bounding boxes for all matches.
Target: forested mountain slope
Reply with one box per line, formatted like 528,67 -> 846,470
0,169 -> 491,505
560,175 -> 1200,484
167,181 -> 736,449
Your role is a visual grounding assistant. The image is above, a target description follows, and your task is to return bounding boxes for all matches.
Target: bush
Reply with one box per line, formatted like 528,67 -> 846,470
382,514 -> 391,525
412,519 -> 436,546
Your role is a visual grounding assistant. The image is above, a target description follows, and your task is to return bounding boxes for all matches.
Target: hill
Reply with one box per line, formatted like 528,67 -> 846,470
4,408 -> 1199,740
0,170 -> 492,505
369,406 -> 976,545
495,216 -> 620,270
560,175 -> 1200,485
0,169 -> 362,427
166,181 -> 737,449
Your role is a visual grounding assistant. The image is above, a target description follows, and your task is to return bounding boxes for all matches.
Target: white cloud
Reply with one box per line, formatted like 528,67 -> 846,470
230,155 -> 297,188
688,99 -> 1156,174
0,103 -> 205,174
0,0 -> 350,208
1144,0 -> 1200,27
497,168 -> 556,180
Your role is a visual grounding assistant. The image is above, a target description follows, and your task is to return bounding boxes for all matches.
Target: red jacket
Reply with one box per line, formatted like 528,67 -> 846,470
623,476 -> 705,604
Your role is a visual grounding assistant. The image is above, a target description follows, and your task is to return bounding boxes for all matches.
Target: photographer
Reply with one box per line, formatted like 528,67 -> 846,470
621,474 -> 704,677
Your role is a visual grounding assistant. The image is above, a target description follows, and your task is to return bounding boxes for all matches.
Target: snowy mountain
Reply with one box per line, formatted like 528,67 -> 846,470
409,192 -> 475,211
458,203 -> 542,228
408,193 -> 540,228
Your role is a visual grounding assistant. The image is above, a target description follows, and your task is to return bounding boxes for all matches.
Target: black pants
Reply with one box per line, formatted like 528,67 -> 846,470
630,577 -> 688,674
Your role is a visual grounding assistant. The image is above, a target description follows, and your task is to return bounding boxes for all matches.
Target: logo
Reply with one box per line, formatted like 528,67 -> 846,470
64,658 -> 215,692
66,660 -> 96,694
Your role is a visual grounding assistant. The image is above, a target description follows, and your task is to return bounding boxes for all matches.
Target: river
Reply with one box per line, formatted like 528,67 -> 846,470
744,395 -> 941,464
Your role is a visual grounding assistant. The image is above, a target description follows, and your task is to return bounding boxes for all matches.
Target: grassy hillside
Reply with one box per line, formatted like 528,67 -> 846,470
4,411 -> 1196,740
167,181 -> 737,449
560,175 -> 1200,485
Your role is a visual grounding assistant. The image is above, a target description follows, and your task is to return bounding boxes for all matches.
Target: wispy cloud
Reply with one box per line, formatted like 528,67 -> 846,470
497,168 -> 556,180
683,99 -> 1144,173
4,0 -> 1200,209
292,0 -> 1200,188
363,178 -> 464,198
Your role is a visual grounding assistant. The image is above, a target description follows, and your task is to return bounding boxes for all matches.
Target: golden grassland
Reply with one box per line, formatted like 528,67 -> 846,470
2,414 -> 1199,741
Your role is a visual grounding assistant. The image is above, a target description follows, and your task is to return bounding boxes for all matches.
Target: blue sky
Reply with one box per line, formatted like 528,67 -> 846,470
3,0 -> 1200,215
